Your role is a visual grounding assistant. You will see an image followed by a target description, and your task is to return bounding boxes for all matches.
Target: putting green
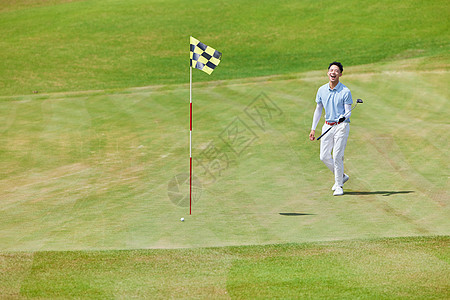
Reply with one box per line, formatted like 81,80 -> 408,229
1,58 -> 448,251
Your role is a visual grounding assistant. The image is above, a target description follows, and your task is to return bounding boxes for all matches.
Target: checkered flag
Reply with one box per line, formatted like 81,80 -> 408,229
190,36 -> 222,75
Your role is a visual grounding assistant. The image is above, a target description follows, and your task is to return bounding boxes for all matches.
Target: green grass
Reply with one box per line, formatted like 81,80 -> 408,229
0,0 -> 449,298
1,236 -> 448,299
0,60 -> 448,252
0,0 -> 448,95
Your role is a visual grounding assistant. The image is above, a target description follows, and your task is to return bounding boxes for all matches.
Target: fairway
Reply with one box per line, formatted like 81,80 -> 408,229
0,0 -> 449,298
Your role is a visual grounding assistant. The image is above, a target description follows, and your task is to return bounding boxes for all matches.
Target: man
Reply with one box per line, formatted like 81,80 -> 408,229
309,62 -> 353,196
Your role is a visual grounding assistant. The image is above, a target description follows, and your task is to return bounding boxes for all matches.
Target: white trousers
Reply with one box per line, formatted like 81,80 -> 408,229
319,122 -> 350,187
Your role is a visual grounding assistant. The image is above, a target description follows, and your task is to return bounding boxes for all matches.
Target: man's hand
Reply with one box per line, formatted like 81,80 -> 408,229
338,116 -> 346,123
309,130 -> 316,141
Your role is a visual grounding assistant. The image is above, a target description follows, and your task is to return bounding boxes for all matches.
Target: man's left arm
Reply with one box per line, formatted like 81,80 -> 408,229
339,91 -> 353,122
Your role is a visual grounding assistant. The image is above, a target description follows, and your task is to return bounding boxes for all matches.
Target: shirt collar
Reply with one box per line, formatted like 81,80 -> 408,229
329,81 -> 342,91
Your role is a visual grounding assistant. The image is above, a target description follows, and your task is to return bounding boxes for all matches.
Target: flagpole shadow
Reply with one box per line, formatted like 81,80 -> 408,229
279,213 -> 315,216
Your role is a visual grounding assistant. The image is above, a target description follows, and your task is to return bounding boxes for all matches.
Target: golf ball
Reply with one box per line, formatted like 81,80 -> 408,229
180,218 -> 184,222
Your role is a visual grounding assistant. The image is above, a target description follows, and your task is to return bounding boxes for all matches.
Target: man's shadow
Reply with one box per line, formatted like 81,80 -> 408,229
345,191 -> 414,196
278,191 -> 414,216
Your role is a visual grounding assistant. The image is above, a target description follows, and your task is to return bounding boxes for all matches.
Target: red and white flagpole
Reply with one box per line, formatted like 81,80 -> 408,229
189,66 -> 192,215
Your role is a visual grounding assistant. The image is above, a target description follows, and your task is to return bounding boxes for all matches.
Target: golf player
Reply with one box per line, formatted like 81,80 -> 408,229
309,62 -> 353,196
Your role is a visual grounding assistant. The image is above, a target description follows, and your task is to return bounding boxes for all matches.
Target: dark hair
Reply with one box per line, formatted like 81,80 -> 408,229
328,62 -> 343,73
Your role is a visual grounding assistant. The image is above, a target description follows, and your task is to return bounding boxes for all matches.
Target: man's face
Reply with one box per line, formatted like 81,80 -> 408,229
327,65 -> 342,84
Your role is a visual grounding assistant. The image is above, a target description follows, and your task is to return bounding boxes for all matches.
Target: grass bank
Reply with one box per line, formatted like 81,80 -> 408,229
1,236 -> 448,299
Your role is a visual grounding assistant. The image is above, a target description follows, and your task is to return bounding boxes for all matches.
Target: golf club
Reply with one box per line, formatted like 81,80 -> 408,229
317,98 -> 363,141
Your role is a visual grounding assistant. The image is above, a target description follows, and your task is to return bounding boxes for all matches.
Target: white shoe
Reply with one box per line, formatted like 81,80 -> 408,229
343,173 -> 349,184
333,186 -> 344,196
332,174 -> 349,191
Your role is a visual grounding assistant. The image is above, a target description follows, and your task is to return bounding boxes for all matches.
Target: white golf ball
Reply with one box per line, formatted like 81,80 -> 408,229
180,218 -> 184,222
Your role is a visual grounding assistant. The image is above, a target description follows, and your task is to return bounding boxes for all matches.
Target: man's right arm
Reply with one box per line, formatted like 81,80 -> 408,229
309,103 -> 323,141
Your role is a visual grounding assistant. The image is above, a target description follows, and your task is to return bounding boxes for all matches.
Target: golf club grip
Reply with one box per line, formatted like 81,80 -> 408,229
317,126 -> 332,140
316,100 -> 362,141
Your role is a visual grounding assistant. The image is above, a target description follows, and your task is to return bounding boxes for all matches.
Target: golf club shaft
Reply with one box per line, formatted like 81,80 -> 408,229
317,126 -> 332,140
316,102 -> 360,141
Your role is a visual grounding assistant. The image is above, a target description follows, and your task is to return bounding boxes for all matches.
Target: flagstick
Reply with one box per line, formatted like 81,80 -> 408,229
189,66 -> 192,215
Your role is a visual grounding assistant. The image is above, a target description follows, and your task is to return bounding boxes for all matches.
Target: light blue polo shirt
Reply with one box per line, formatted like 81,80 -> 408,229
316,82 -> 353,123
